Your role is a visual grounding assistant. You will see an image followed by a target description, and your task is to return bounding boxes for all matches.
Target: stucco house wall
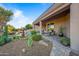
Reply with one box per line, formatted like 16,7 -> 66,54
45,13 -> 70,38
70,3 -> 79,55
34,25 -> 40,32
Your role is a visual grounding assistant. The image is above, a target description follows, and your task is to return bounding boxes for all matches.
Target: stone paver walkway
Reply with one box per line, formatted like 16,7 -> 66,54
43,34 -> 71,56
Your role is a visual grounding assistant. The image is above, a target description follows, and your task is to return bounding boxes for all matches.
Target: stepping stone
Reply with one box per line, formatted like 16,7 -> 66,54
39,40 -> 48,46
22,48 -> 26,53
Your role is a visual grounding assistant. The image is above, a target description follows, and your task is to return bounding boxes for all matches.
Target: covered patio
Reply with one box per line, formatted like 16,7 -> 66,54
33,4 -> 70,37
33,3 -> 79,55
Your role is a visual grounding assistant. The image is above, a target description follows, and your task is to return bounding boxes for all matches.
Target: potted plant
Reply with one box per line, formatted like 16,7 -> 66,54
59,26 -> 64,37
60,37 -> 70,46
48,28 -> 54,36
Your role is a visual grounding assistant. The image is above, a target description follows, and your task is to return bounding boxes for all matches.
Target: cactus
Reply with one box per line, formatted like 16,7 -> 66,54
3,25 -> 11,43
27,32 -> 33,47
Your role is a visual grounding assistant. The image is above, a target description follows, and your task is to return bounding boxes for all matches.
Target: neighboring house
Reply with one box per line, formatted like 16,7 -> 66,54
33,3 -> 79,55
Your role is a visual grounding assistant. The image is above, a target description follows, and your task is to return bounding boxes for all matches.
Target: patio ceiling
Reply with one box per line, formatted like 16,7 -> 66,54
42,8 -> 70,23
33,3 -> 70,25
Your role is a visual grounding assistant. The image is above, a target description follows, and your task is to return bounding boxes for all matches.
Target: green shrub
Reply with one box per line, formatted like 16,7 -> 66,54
60,37 -> 70,46
15,36 -> 20,39
32,34 -> 42,41
13,35 -> 20,41
0,36 -> 5,46
0,35 -> 12,46
3,35 -> 12,43
48,28 -> 54,31
25,24 -> 32,29
31,30 -> 37,35
5,37 -> 11,43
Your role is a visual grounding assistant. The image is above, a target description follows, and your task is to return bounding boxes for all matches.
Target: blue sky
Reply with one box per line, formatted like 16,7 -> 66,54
0,3 -> 52,28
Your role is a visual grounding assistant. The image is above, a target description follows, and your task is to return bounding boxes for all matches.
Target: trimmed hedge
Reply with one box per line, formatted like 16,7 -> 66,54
60,37 -> 70,46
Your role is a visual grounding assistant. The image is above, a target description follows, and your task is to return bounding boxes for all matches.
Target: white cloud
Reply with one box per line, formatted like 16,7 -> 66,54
8,9 -> 33,28
13,9 -> 23,17
0,4 -> 33,28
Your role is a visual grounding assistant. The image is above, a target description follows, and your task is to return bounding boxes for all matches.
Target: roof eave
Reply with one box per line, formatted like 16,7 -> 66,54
33,3 -> 70,25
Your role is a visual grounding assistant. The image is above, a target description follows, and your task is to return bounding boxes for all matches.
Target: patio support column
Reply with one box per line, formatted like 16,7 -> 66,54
46,24 -> 48,32
33,24 -> 35,30
70,3 -> 79,55
40,21 -> 42,35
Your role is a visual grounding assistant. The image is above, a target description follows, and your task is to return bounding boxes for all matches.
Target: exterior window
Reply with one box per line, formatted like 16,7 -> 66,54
48,23 -> 54,29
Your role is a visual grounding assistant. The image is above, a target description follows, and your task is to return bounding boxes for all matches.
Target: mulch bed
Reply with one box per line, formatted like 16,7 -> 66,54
0,39 -> 52,56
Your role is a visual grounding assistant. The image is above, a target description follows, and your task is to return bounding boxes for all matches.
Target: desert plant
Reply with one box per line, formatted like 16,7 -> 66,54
60,37 -> 70,46
31,30 -> 37,35
0,36 -> 5,46
3,35 -> 12,43
48,28 -> 55,36
27,36 -> 33,47
26,30 -> 42,47
27,32 -> 33,47
13,35 -> 20,41
48,28 -> 54,31
3,25 -> 9,43
32,34 -> 42,41
59,26 -> 65,37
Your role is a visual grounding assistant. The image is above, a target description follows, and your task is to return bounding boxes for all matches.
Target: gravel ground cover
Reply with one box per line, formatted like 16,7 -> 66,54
0,39 -> 52,56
